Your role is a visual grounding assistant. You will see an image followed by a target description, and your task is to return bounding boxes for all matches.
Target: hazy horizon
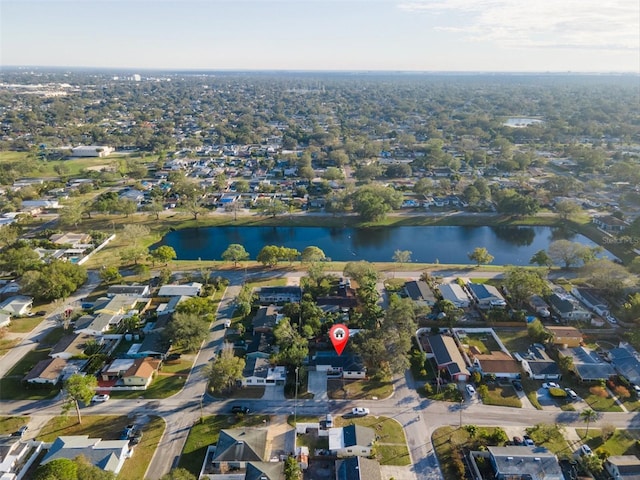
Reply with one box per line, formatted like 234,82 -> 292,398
2,0 -> 638,74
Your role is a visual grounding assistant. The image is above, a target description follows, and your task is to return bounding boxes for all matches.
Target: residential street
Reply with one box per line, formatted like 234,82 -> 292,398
0,268 -> 634,480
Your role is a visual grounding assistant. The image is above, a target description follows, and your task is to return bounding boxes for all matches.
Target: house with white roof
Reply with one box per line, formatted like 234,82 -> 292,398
0,295 -> 33,317
40,435 -> 130,475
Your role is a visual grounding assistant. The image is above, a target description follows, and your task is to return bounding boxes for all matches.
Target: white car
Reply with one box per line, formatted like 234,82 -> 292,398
565,388 -> 578,399
466,384 -> 476,395
351,407 -> 370,417
580,444 -> 593,456
542,382 -> 559,389
91,394 -> 110,403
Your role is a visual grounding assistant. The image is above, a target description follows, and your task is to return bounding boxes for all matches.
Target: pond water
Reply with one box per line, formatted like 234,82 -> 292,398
154,225 -> 610,265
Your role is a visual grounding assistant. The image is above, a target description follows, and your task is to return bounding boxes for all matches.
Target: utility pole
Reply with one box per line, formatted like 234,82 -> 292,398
294,366 -> 299,428
459,399 -> 464,428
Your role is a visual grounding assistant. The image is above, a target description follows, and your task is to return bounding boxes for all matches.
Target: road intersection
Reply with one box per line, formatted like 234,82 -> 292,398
0,268 -> 636,479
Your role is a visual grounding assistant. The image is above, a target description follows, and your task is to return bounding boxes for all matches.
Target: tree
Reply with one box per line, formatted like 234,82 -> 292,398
21,260 -> 87,302
580,408 -> 599,438
273,317 -> 309,367
163,312 -> 209,352
206,343 -> 245,393
160,469 -> 197,480
284,456 -> 302,480
257,245 -> 281,267
121,224 -> 150,245
527,319 -> 551,343
503,267 -> 550,305
75,456 -> 117,480
583,454 -> 604,474
33,458 -> 78,480
530,249 -> 553,268
557,355 -> 574,373
351,184 -> 402,221
221,244 -> 250,266
301,246 -> 325,263
0,244 -> 41,275
175,296 -> 216,316
392,249 -> 412,269
343,261 -> 379,285
59,199 -> 84,228
62,374 -> 97,424
256,198 -> 287,218
144,199 -> 164,220
99,265 -> 122,284
555,200 -> 581,220
580,259 -> 635,297
120,245 -> 148,266
468,247 -> 494,267
548,240 -> 587,269
151,245 -> 177,265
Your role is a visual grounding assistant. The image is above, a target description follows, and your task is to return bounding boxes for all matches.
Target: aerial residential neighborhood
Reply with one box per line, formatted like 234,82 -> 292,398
0,67 -> 638,480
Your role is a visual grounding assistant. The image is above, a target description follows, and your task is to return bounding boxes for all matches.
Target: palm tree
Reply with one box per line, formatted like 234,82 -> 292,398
580,408 -> 599,438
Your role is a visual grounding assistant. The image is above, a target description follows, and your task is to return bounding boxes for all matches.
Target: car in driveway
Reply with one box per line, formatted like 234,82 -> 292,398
231,406 -> 250,414
91,394 -> 110,403
13,425 -> 28,437
351,407 -> 370,417
512,380 -> 523,391
565,388 -> 578,399
580,444 -> 593,456
466,384 -> 476,395
523,435 -> 535,446
542,382 -> 559,389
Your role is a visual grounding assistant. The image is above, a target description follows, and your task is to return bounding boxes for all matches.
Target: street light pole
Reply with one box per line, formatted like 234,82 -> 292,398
294,367 -> 299,427
459,399 -> 463,428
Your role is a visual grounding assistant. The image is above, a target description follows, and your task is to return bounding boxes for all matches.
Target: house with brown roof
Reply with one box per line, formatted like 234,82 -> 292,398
50,333 -> 97,360
473,351 -> 521,379
547,326 -> 582,348
23,358 -> 67,385
121,358 -> 160,387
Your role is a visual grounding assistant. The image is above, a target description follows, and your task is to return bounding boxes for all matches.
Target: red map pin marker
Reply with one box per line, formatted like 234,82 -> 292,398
329,324 -> 349,356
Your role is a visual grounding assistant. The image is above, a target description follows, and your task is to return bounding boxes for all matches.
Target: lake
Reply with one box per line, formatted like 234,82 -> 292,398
154,225 -> 610,265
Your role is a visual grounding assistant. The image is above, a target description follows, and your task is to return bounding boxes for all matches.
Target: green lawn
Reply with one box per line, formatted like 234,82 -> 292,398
335,415 -> 410,466
0,416 -> 29,435
480,384 -> 522,408
0,338 -> 20,358
576,428 -> 640,456
110,375 -> 186,399
160,358 -> 194,375
38,415 -> 165,480
179,414 -> 270,475
7,316 -> 45,333
327,379 -> 393,400
495,328 -> 532,353
525,424 -> 572,459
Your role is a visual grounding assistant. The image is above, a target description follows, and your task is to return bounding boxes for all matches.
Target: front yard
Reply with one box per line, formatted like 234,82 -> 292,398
326,378 -> 393,400
38,415 -> 165,480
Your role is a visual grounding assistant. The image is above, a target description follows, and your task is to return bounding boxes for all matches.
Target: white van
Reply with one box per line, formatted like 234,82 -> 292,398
325,414 -> 333,428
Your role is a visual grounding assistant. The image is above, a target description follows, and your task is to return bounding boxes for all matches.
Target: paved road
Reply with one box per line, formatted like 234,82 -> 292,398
0,270 -> 101,382
0,267 -> 632,479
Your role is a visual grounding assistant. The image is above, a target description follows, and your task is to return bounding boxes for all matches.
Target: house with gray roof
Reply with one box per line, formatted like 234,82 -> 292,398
40,435 -> 131,475
516,345 -> 561,380
252,305 -> 281,334
605,455 -> 640,479
559,345 -> 616,381
485,445 -> 563,480
548,292 -> 591,322
404,280 -> 436,307
107,285 -> 150,297
571,287 -> 610,317
467,282 -> 506,309
158,282 -> 202,297
0,295 -> 33,317
426,334 -> 470,381
609,343 -> 640,386
257,286 -> 302,304
336,456 -> 382,480
206,428 -> 268,475
328,425 -> 376,458
438,283 -> 470,308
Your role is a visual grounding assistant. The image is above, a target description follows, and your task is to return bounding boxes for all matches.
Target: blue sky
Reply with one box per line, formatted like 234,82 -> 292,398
1,0 -> 638,72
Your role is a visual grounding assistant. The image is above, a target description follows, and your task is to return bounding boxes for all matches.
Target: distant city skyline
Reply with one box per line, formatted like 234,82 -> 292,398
1,0 -> 639,73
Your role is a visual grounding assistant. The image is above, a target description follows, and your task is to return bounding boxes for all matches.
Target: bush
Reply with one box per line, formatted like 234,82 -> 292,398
548,387 -> 567,398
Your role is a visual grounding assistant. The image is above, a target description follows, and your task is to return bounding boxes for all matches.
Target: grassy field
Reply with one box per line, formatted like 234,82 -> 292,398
38,414 -> 165,480
577,428 -> 640,456
179,414 -> 270,475
110,374 -> 186,400
6,316 -> 46,334
0,347 -> 60,400
327,379 -> 393,400
0,416 -> 29,435
480,384 -> 522,408
335,415 -> 411,466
